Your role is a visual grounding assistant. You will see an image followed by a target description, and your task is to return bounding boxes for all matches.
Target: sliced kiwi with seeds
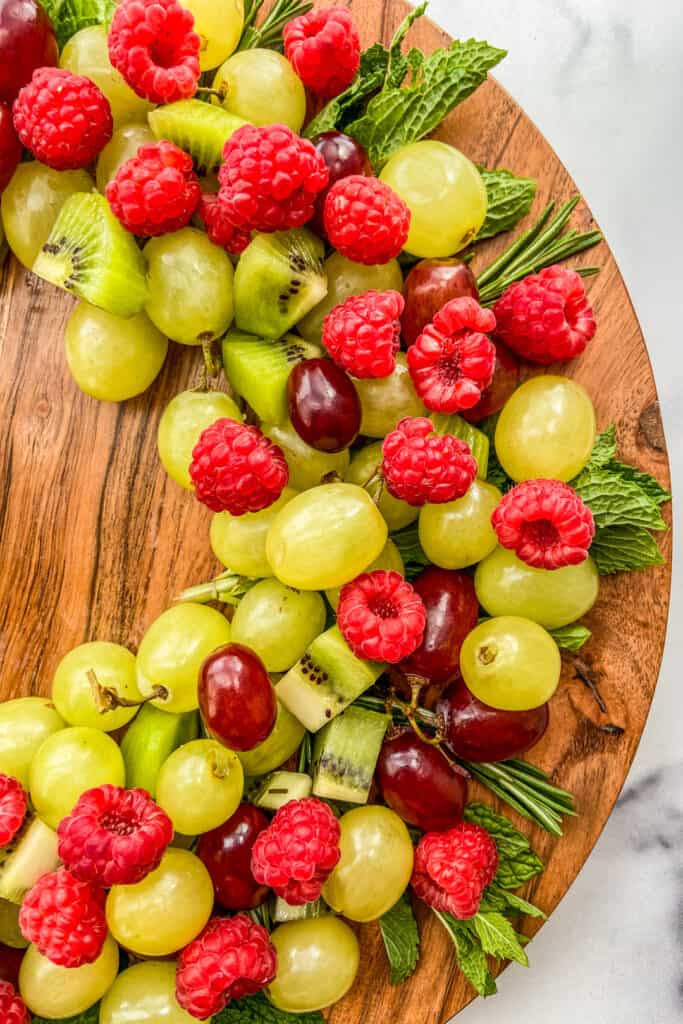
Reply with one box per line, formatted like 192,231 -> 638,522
148,99 -> 248,174
222,329 -> 322,424
233,229 -> 328,340
276,626 -> 385,733
312,705 -> 390,804
32,192 -> 148,317
253,770 -> 313,811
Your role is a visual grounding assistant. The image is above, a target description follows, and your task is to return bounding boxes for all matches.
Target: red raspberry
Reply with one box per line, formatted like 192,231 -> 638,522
283,7 -> 361,99
19,868 -> 107,968
493,265 -> 596,364
324,175 -> 410,266
57,784 -> 173,887
176,915 -> 277,1020
492,479 -> 595,570
337,570 -> 426,663
250,798 -> 340,905
382,417 -> 478,507
411,823 -> 498,919
108,0 -> 200,104
0,981 -> 29,1024
198,193 -> 251,255
12,67 -> 112,171
0,774 -> 27,847
106,140 -> 200,237
217,124 -> 329,233
190,418 -> 289,516
322,290 -> 404,379
407,297 -> 496,413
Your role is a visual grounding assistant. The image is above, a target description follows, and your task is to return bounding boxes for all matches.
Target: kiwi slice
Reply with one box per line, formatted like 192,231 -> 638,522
233,229 -> 328,340
238,698 -> 305,777
222,329 -> 322,424
273,897 -> 323,923
148,100 -> 247,174
253,770 -> 313,811
276,626 -> 385,733
0,816 -> 59,904
32,192 -> 148,318
312,705 -> 389,805
430,412 -> 490,478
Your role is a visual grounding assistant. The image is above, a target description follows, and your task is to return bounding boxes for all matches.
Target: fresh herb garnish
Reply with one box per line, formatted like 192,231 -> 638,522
238,0 -> 313,52
477,168 -> 537,241
548,624 -> 592,652
390,524 -> 431,581
379,892 -> 421,985
32,1008 -> 100,1024
39,0 -> 116,49
214,991 -> 324,1023
465,763 -> 577,837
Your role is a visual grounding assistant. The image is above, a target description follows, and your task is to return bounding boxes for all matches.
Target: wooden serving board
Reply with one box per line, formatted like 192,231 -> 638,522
0,1 -> 672,1020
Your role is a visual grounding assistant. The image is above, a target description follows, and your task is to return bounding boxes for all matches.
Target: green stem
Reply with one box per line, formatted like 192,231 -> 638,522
175,570 -> 255,606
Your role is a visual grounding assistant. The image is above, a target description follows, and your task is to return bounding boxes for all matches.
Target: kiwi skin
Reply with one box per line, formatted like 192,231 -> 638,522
312,706 -> 390,804
222,330 -> 322,424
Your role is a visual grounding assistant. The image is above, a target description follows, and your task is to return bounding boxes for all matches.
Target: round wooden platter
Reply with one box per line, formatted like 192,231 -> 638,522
0,0 -> 673,1020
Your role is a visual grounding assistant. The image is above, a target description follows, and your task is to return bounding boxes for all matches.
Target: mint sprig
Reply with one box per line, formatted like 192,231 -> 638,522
379,892 -> 421,985
390,524 -> 431,581
215,992 -> 324,1024
572,467 -> 667,531
548,624 -> 592,652
39,0 -> 115,49
589,525 -> 665,574
477,168 -> 537,241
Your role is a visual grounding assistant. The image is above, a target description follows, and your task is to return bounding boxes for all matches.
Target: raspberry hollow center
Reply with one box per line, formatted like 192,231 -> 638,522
368,597 -> 400,619
437,350 -> 461,384
100,812 -> 138,836
521,519 -> 561,549
149,40 -> 184,69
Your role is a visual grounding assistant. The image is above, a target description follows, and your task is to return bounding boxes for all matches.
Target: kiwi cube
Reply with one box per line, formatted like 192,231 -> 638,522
148,100 -> 247,174
253,770 -> 313,811
312,705 -> 390,804
222,330 -> 322,424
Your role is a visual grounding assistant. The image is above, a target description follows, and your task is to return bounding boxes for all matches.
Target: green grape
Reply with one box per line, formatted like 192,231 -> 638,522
495,375 -> 596,482
326,539 -> 404,611
158,389 -> 242,490
29,727 -> 125,830
65,301 -> 168,402
475,546 -> 600,629
52,641 -> 142,731
210,487 -> 299,577
323,806 -> 414,922
106,849 -> 213,956
96,122 -> 156,193
0,697 -> 65,788
20,933 -> 119,1019
268,917 -> 360,1014
212,48 -> 306,131
136,604 -> 232,714
100,960 -> 196,1024
380,141 -> 487,258
298,252 -> 404,343
0,898 -> 28,949
144,228 -> 235,346
182,0 -> 243,70
266,483 -> 387,590
353,353 -> 427,438
419,480 -> 501,569
345,440 -> 418,531
460,615 -> 562,711
0,162 -> 93,268
156,739 -> 243,835
264,420 -> 350,491
60,25 -> 153,127
237,697 -> 304,776
231,580 -> 327,672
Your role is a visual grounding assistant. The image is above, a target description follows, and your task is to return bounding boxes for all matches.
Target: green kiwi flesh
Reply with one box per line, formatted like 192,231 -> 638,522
0,816 -> 59,904
148,100 -> 248,174
429,413 -> 490,478
222,329 -> 322,424
312,705 -> 389,804
276,626 -> 385,733
233,229 -> 328,339
253,770 -> 313,811
32,192 -> 148,317
237,698 -> 305,777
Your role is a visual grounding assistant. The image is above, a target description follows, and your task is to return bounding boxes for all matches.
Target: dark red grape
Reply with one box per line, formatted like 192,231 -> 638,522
0,102 -> 22,193
400,567 -> 479,687
462,339 -> 520,423
310,131 -> 372,235
198,643 -> 277,752
197,803 -> 270,910
438,678 -> 549,762
401,258 -> 479,347
0,0 -> 58,104
288,358 -> 361,453
0,944 -> 23,987
376,730 -> 468,831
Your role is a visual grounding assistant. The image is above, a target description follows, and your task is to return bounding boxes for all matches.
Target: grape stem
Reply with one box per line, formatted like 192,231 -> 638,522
87,669 -> 168,711
175,570 -> 256,606
200,338 -> 223,384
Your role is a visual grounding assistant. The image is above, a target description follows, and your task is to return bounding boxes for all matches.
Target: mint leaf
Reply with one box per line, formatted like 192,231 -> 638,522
39,0 -> 116,49
304,42 -> 390,138
478,415 -> 513,492
464,803 -> 531,860
347,39 -> 506,169
390,525 -> 431,581
549,624 -> 591,652
214,992 -> 324,1024
434,912 -> 497,997
32,1008 -> 99,1024
477,168 -> 537,241
590,524 -> 665,574
494,848 -> 544,889
379,892 -> 421,985
490,887 -> 547,920
473,912 -> 529,966
384,2 -> 428,88
606,460 -> 671,506
585,425 -> 617,468
573,467 -> 666,531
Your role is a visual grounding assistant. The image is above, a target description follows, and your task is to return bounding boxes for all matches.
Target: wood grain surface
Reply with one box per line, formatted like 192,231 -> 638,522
0,1 -> 672,1020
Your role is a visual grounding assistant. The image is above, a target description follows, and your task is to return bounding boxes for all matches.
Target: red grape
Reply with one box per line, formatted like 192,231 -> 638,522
0,944 -> 23,987
400,567 -> 479,687
288,358 -> 361,453
438,678 -> 549,763
0,0 -> 58,104
310,131 -> 372,235
462,339 -> 520,422
401,258 -> 479,347
376,730 -> 468,832
0,102 -> 22,193
197,803 -> 270,910
198,643 -> 277,752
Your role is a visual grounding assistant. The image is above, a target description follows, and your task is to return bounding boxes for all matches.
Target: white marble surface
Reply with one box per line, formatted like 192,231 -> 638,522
412,1 -> 683,1021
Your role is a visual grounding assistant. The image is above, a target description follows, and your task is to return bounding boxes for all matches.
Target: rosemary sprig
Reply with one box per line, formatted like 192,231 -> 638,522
238,0 -> 313,52
175,569 -> 256,606
476,197 -> 603,304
